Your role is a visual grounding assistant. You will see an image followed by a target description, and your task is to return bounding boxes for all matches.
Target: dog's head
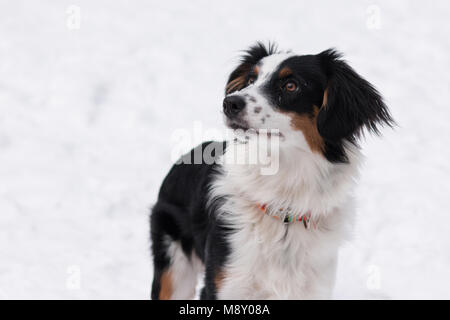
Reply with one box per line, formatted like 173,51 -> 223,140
223,42 -> 394,162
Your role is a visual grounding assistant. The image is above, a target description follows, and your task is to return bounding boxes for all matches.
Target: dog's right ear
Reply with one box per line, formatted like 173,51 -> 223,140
225,42 -> 278,95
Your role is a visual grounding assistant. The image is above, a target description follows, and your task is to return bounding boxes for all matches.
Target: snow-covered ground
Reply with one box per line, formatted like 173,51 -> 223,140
1,0 -> 449,299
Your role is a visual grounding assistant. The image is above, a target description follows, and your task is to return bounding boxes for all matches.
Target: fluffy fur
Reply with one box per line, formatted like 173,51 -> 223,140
150,42 -> 393,300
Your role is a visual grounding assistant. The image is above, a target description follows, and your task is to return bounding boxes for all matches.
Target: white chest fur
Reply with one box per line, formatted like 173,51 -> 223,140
209,139 -> 361,299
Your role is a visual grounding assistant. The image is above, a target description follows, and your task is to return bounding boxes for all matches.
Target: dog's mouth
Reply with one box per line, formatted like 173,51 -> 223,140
226,119 -> 284,140
226,119 -> 251,131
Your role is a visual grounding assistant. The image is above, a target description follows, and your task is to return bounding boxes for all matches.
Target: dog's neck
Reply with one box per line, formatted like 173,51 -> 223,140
216,138 -> 362,218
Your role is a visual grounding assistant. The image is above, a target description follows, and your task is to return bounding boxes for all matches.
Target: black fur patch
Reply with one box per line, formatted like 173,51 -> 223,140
150,141 -> 232,300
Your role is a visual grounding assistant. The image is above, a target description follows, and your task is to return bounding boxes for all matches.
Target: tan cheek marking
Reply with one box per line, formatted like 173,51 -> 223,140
159,270 -> 173,300
287,107 -> 324,153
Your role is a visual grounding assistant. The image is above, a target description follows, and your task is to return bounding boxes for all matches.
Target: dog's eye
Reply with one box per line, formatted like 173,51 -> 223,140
283,81 -> 298,92
247,77 -> 256,85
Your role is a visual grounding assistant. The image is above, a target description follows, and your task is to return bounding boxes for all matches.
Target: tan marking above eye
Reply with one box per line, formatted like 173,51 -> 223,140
279,67 -> 292,78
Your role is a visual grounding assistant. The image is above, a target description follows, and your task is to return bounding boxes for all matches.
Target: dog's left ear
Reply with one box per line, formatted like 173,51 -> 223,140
317,49 -> 394,143
225,62 -> 252,95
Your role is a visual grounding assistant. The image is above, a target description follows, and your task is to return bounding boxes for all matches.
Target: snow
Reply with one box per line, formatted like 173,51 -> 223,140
0,0 -> 449,299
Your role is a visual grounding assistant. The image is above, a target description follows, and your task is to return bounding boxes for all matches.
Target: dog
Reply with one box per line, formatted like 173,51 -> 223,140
150,42 -> 393,300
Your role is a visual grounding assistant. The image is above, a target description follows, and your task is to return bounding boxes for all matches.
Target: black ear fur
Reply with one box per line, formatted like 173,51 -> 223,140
225,42 -> 278,94
317,49 -> 394,154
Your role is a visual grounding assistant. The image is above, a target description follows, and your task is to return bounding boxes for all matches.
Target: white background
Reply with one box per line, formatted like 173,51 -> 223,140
0,0 -> 449,299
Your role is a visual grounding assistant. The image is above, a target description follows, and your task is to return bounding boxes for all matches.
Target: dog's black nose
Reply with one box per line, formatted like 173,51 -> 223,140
223,96 -> 246,118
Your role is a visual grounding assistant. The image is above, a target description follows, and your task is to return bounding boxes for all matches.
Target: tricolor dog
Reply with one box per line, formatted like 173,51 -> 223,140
150,43 -> 393,300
